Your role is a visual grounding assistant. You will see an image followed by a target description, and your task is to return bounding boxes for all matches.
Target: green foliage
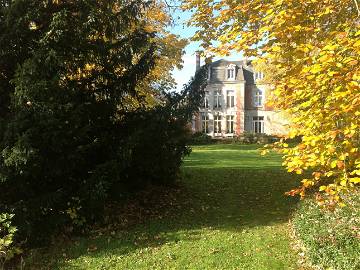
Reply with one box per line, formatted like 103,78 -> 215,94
0,213 -> 21,270
190,132 -> 279,145
189,132 -> 213,145
184,0 -> 360,202
233,133 -> 279,144
0,0 -> 207,246
293,193 -> 360,270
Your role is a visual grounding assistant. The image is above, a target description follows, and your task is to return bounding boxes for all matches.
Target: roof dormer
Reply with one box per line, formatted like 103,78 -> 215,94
226,64 -> 236,81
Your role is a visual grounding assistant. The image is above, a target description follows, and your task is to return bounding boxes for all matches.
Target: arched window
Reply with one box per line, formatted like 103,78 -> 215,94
226,64 -> 236,80
253,89 -> 263,107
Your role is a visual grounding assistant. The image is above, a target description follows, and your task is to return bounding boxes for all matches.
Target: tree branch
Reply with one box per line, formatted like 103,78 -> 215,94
354,0 -> 360,16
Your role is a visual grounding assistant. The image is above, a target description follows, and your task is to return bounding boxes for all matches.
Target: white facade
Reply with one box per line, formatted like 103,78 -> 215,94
194,59 -> 289,137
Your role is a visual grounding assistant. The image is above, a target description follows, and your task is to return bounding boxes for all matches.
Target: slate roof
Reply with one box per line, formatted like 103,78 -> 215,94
208,59 -> 254,84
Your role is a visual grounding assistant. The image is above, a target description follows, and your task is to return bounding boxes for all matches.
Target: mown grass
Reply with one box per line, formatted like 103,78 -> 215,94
26,144 -> 302,269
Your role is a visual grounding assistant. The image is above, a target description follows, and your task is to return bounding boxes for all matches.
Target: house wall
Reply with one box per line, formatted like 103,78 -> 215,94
197,79 -> 245,137
244,110 -> 289,135
195,59 -> 289,137
245,84 -> 272,110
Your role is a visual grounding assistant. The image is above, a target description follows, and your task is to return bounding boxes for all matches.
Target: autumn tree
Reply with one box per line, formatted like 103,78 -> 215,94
0,0 -> 205,245
183,0 -> 360,205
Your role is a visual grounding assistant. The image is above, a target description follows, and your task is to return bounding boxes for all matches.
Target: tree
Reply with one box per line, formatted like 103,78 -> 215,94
183,0 -> 360,205
0,0 -> 205,245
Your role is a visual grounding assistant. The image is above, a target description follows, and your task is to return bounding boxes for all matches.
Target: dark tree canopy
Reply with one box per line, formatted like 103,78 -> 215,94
0,0 -> 206,245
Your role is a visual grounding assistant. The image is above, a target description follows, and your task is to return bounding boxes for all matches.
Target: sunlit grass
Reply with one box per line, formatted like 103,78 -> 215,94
26,144 -> 301,270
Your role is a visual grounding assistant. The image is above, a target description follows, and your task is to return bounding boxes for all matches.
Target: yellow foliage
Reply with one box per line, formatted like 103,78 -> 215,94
65,1 -> 186,110
183,0 -> 360,204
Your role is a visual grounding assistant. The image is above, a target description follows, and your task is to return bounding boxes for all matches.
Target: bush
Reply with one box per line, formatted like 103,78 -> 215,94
293,192 -> 360,270
0,213 -> 21,270
190,132 -> 213,145
188,132 -> 279,145
190,132 -> 279,145
0,1 -> 207,246
0,79 -> 206,246
230,133 -> 279,144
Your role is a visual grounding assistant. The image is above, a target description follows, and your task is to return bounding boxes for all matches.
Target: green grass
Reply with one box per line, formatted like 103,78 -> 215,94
183,144 -> 282,169
26,144 -> 302,269
293,192 -> 360,270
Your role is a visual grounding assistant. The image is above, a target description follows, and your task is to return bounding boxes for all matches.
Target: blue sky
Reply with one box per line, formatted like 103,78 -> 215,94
168,9 -> 200,91
169,8 -> 242,91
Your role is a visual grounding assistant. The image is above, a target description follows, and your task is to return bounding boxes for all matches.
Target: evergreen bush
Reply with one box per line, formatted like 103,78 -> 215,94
0,0 -> 207,246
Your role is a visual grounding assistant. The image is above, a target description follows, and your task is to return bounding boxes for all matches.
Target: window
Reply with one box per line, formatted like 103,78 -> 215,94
191,116 -> 196,131
208,67 -> 211,80
227,64 -> 236,80
203,91 -> 209,108
254,71 -> 264,81
214,115 -> 222,134
253,89 -> 263,107
201,113 -> 209,133
253,116 -> 264,133
214,90 -> 222,109
226,90 -> 235,108
226,115 -> 234,133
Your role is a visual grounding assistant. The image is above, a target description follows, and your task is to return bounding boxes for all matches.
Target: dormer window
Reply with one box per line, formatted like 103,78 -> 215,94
227,64 -> 236,80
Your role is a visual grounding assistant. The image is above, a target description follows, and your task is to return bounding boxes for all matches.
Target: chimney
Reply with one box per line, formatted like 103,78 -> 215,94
195,51 -> 200,72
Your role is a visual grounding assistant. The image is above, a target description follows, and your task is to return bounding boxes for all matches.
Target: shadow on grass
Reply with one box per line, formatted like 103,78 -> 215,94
28,164 -> 301,269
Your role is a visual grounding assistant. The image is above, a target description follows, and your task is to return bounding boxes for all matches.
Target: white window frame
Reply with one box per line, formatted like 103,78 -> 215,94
214,90 -> 222,109
226,64 -> 236,80
226,115 -> 234,134
201,113 -> 209,134
214,115 -> 222,135
191,116 -> 196,131
226,90 -> 235,108
252,116 -> 264,133
203,91 -> 209,108
254,71 -> 264,81
253,89 -> 263,107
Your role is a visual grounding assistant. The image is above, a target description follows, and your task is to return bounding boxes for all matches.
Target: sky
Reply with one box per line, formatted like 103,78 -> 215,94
168,9 -> 201,91
169,8 -> 242,91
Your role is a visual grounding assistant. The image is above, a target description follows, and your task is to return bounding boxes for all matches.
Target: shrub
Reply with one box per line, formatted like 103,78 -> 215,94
233,133 -> 279,144
293,192 -> 360,270
0,1 -> 207,246
188,133 -> 280,145
0,213 -> 21,270
190,132 -> 213,145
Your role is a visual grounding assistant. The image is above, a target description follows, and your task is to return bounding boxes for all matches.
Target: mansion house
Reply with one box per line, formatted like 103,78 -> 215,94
193,55 -> 288,137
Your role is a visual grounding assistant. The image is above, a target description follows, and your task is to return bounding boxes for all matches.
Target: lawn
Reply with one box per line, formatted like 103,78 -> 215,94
26,144 -> 302,269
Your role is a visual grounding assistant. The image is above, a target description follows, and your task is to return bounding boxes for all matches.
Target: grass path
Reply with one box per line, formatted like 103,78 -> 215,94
28,144 -> 301,269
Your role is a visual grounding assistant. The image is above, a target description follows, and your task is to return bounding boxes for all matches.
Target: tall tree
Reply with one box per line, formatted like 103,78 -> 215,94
183,0 -> 360,205
0,0 -> 200,244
